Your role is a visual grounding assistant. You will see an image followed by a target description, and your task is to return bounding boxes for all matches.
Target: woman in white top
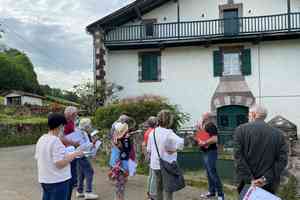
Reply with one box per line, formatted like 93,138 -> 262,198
35,113 -> 83,200
147,110 -> 184,200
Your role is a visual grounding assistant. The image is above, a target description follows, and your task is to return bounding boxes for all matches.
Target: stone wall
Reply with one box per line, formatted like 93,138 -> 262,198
289,139 -> 300,196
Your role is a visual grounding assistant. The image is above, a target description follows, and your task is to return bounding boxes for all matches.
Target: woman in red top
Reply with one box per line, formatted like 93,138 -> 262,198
142,116 -> 158,200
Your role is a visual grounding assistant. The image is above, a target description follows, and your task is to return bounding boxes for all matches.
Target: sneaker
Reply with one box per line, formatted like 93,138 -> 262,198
217,195 -> 225,200
200,192 -> 216,198
84,192 -> 99,200
76,191 -> 84,198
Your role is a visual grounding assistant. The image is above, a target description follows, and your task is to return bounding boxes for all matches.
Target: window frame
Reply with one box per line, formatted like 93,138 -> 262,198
220,46 -> 244,77
138,51 -> 162,82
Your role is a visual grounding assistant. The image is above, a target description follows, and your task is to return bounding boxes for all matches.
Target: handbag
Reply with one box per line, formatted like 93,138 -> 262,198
153,129 -> 185,193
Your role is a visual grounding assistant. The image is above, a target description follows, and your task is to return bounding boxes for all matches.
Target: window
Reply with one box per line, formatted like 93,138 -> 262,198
139,52 -> 161,82
7,96 -> 21,105
213,48 -> 251,77
223,52 -> 241,76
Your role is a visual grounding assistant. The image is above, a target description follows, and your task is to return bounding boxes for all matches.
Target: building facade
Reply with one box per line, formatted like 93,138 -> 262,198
87,0 -> 300,145
3,91 -> 44,106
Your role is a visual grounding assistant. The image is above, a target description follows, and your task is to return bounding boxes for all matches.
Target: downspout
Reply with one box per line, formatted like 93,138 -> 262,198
177,0 -> 180,39
258,44 -> 262,105
287,0 -> 291,31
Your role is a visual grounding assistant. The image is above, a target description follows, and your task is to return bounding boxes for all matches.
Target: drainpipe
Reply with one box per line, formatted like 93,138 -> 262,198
287,0 -> 291,31
177,0 -> 180,39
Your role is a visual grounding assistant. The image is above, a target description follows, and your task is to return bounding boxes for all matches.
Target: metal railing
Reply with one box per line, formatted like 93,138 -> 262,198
104,12 -> 300,43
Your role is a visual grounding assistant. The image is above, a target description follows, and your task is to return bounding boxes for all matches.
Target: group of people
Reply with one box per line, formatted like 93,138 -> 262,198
35,104 -> 289,200
35,106 -> 100,200
141,105 -> 288,200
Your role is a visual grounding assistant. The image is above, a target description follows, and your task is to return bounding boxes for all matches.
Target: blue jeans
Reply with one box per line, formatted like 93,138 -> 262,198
77,157 -> 94,193
67,159 -> 78,200
202,150 -> 223,196
41,179 -> 70,200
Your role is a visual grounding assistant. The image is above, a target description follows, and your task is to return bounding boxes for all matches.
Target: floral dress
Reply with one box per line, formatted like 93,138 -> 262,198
109,134 -> 132,199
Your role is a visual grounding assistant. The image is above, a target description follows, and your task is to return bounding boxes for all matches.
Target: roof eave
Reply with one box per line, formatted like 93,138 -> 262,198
86,0 -> 172,34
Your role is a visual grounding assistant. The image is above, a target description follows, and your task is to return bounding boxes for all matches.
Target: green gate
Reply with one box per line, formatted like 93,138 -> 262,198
217,105 -> 249,148
177,151 -> 236,183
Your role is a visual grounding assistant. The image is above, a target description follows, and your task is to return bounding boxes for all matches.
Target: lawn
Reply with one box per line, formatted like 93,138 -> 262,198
0,113 -> 47,125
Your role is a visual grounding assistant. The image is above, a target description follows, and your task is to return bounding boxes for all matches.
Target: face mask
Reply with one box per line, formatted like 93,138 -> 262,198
59,126 -> 64,135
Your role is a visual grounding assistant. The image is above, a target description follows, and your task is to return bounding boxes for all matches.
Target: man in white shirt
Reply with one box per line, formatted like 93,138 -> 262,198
147,110 -> 184,200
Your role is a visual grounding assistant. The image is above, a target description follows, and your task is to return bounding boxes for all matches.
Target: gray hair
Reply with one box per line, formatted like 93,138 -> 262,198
79,118 -> 92,131
250,104 -> 268,120
146,116 -> 158,128
64,106 -> 78,117
118,114 -> 130,123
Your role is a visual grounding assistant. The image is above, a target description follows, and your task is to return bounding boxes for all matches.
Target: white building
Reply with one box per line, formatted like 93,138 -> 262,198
3,91 -> 44,106
87,0 -> 300,145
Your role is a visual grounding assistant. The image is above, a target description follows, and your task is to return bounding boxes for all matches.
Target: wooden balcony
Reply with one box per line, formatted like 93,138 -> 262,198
104,12 -> 300,50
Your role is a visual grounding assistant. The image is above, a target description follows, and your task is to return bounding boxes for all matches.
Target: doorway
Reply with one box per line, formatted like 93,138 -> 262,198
223,9 -> 239,36
217,105 -> 249,147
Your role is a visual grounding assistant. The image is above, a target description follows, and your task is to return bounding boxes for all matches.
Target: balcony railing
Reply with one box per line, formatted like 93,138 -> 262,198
104,12 -> 300,43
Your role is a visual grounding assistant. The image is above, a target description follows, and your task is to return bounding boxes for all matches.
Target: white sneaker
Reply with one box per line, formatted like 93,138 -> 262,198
76,191 -> 85,198
84,192 -> 99,200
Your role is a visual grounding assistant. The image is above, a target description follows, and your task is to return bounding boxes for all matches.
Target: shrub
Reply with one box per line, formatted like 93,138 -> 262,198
278,175 -> 298,200
0,96 -> 4,105
94,95 -> 190,132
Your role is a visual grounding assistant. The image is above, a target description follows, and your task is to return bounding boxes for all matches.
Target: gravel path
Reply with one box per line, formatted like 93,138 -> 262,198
0,145 -> 202,200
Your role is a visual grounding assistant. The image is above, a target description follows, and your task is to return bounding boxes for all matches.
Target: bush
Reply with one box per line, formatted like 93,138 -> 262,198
0,96 -> 4,105
278,176 -> 298,200
0,133 -> 44,147
94,95 -> 190,132
0,122 -> 48,147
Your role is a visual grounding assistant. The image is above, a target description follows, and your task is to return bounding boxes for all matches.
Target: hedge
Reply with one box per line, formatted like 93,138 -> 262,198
0,96 -> 4,105
94,96 -> 190,133
0,122 -> 48,147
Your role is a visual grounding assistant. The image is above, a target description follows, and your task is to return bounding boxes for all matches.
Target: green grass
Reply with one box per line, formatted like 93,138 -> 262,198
0,113 -> 47,125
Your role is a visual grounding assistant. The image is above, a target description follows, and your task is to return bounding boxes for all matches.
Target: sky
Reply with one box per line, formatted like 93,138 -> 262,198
0,0 -> 134,90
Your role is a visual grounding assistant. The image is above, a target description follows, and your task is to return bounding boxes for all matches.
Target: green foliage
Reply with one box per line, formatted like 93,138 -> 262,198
0,133 -> 44,147
40,85 -> 79,103
73,80 -> 123,115
0,113 -> 47,125
94,95 -> 190,131
278,176 -> 298,200
0,96 -> 4,105
0,120 -> 48,147
45,95 -> 79,107
0,49 -> 42,94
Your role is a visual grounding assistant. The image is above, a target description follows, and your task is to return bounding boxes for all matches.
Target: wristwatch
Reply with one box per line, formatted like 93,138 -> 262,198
261,176 -> 268,185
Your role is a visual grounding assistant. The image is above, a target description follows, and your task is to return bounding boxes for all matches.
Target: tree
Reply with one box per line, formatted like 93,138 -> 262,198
0,48 -> 42,94
73,80 -> 123,115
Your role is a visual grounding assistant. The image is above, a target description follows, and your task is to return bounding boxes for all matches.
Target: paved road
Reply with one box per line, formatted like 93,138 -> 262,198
0,145 -> 201,200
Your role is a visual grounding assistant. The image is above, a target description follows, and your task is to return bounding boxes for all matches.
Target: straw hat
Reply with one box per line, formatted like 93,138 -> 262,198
114,122 -> 129,139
